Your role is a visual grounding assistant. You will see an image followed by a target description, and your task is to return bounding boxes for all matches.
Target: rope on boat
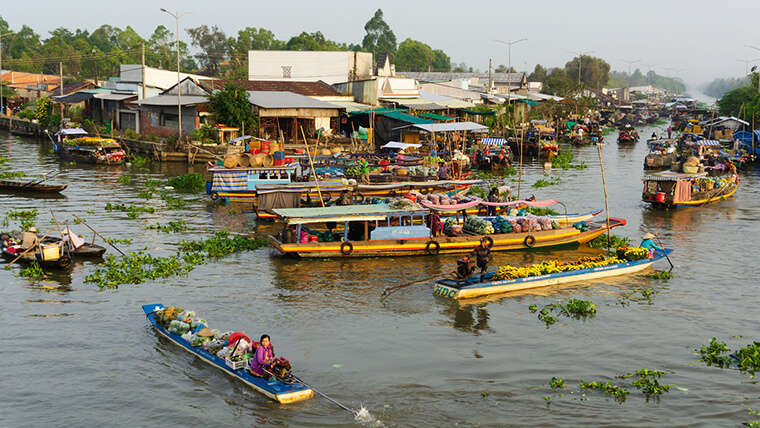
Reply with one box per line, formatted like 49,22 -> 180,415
380,274 -> 442,301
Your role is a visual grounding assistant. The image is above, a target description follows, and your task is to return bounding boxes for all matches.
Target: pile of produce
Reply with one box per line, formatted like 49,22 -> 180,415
302,227 -> 336,243
404,165 -> 438,177
573,221 -> 590,232
464,215 -> 495,235
345,166 -> 361,176
62,136 -> 120,147
424,155 -> 443,165
493,255 -> 627,281
154,306 -> 227,351
415,192 -> 482,206
443,218 -> 463,235
490,216 -> 513,234
615,246 -> 649,261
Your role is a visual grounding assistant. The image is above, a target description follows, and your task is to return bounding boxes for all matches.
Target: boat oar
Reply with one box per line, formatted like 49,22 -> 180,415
654,232 -> 674,270
7,226 -> 57,266
71,213 -> 125,256
24,171 -> 61,187
284,372 -> 355,414
380,274 -> 442,301
49,209 -> 74,261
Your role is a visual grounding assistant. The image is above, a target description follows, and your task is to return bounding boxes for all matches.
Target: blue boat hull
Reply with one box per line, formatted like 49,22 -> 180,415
142,304 -> 313,403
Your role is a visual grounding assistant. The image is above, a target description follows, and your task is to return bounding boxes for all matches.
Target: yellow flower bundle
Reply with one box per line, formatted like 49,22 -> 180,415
493,255 -> 627,281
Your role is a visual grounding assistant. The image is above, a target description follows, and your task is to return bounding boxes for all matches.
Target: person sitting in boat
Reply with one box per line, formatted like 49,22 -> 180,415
251,334 -> 275,378
20,227 -> 40,251
640,233 -> 663,258
60,230 -> 85,251
464,237 -> 492,283
396,149 -> 406,161
651,132 -> 657,140
437,161 -> 451,181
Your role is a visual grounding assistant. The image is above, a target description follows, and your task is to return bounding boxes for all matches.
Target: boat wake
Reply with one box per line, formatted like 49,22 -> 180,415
355,405 -> 384,427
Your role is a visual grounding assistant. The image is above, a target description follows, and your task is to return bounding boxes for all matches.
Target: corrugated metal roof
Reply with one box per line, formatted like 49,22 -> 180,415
414,122 -> 489,133
94,92 -> 138,101
135,95 -> 209,106
247,91 -> 339,109
51,92 -> 97,104
381,111 -> 435,124
402,71 -> 525,84
381,98 -> 447,110
328,100 -> 373,113
419,112 -> 455,121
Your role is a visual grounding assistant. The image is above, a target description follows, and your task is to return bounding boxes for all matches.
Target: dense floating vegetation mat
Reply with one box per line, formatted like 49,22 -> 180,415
699,337 -> 760,372
546,368 -> 673,404
551,151 -> 588,170
146,220 -> 188,233
167,173 -> 206,190
3,208 -> 39,229
0,171 -> 25,179
532,176 -> 562,188
528,299 -> 597,328
105,203 -> 155,219
16,261 -> 44,277
85,229 -> 269,288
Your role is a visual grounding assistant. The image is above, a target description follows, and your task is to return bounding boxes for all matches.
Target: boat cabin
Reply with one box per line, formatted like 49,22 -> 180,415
273,205 -> 431,244
642,170 -> 737,206
208,165 -> 298,194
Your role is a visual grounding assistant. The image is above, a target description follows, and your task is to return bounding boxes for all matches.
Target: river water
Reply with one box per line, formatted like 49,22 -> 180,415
1,125 -> 758,427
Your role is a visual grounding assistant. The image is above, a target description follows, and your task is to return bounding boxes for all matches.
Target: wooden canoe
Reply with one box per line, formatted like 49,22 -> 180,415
433,249 -> 672,300
0,179 -> 67,194
142,304 -> 313,404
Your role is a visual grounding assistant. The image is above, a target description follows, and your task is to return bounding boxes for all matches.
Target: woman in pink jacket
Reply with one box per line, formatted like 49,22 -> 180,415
251,334 -> 274,377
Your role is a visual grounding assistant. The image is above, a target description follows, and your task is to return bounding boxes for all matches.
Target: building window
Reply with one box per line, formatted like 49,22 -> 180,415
161,113 -> 179,129
282,66 -> 292,78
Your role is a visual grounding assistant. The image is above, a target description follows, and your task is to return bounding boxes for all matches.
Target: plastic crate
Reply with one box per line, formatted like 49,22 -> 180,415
225,357 -> 247,370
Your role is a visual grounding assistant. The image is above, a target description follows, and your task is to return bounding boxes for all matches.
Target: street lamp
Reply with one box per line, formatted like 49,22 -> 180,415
736,58 -> 760,76
568,50 -> 593,86
493,38 -> 527,102
0,31 -> 17,116
161,8 -> 193,141
663,66 -> 676,94
643,63 -> 657,88
746,45 -> 760,92
621,58 -> 641,88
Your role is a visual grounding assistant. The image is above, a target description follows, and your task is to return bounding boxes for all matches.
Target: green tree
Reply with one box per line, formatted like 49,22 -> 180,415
394,38 -> 434,72
495,64 -> 516,73
362,9 -> 396,58
528,64 -> 547,82
285,31 -> 345,51
543,68 -> 577,97
207,83 -> 258,133
432,49 -> 451,72
565,55 -> 610,89
717,85 -> 756,118
187,25 -> 229,75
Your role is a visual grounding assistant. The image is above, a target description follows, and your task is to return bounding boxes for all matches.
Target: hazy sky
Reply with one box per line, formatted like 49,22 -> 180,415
2,0 -> 758,88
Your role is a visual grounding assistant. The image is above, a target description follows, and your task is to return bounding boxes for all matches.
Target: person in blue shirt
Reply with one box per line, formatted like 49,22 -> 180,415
640,232 -> 663,258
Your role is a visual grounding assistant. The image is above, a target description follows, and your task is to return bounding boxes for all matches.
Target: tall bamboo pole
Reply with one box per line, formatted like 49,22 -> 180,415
517,128 -> 524,199
301,126 -> 325,207
596,143 -> 611,247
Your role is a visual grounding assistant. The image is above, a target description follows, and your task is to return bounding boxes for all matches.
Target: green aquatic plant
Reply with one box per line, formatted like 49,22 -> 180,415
579,380 -> 629,402
104,237 -> 132,245
6,208 -> 39,220
551,152 -> 588,170
587,233 -> 630,249
735,341 -> 760,372
524,206 -> 560,216
646,271 -> 674,280
529,299 -> 596,328
105,203 -> 155,215
17,261 -> 44,278
130,155 -> 152,167
167,173 -> 205,190
0,171 -> 25,179
0,156 -> 10,164
177,229 -> 269,258
532,176 -> 562,188
146,220 -> 188,233
161,193 -> 187,210
117,175 -> 132,184
618,368 -> 673,396
549,377 -> 565,389
85,252 -> 196,288
144,179 -> 162,189
699,338 -> 731,368
138,189 -> 154,200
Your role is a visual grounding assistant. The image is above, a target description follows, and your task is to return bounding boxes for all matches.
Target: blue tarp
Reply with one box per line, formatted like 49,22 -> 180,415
211,170 -> 248,191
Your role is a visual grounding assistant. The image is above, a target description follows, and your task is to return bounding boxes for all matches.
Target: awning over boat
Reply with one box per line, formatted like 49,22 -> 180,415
228,135 -> 254,144
413,122 -> 489,133
274,204 -> 426,224
642,172 -> 707,181
685,140 -> 720,146
380,142 -> 422,150
481,137 -> 507,146
211,170 -> 248,191
54,128 -> 88,137
357,180 -> 484,191
421,199 -> 559,211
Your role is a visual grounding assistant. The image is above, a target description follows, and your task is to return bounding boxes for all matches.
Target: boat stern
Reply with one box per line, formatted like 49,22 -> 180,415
275,388 -> 314,404
432,279 -> 463,299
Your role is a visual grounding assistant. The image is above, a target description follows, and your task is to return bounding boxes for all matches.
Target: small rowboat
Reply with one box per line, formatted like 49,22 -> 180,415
10,230 -> 106,258
1,243 -> 73,269
0,179 -> 68,195
433,249 -> 672,300
142,304 -> 313,404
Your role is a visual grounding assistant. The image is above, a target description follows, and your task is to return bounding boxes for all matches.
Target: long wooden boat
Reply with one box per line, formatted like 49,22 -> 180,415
433,249 -> 672,300
268,204 -> 625,258
642,171 -> 739,207
1,243 -> 73,269
142,303 -> 313,404
56,140 -> 126,164
0,179 -> 68,194
10,230 -> 106,258
429,199 -> 602,227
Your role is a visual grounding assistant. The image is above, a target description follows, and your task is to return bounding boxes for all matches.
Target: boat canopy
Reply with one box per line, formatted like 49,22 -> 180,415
208,165 -> 298,172
356,180 -> 484,191
481,137 -> 507,146
413,122 -> 489,133
54,128 -> 88,137
684,140 -> 720,146
273,204 -> 426,225
642,171 -> 707,182
421,199 -> 559,211
380,141 -> 422,150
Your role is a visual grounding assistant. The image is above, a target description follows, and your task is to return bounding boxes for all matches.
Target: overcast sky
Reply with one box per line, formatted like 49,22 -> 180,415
2,0 -> 758,90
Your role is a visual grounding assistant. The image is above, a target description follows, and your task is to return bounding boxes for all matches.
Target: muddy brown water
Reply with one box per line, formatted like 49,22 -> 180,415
1,125 -> 759,427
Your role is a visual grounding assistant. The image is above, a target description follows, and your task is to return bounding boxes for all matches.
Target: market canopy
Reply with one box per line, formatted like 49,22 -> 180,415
481,137 -> 507,146
54,128 -> 88,137
685,140 -> 720,146
380,142 -> 422,150
413,122 -> 489,133
462,109 -> 497,116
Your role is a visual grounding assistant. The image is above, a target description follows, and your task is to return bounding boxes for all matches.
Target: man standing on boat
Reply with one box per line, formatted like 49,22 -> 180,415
358,157 -> 370,184
464,237 -> 492,282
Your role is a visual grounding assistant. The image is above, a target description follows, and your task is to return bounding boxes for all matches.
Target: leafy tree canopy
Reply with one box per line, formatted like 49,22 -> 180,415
362,9 -> 396,58
207,82 -> 258,132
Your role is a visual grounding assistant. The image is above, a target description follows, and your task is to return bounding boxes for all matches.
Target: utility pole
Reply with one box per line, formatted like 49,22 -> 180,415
736,58 -> 759,77
161,8 -> 193,142
621,58 -> 641,88
664,66 -> 676,94
569,49 -> 593,86
493,38 -> 527,103
746,45 -> 760,92
92,49 -> 98,85
60,61 -> 64,120
488,59 -> 492,93
141,41 -> 146,99
643,63 -> 657,88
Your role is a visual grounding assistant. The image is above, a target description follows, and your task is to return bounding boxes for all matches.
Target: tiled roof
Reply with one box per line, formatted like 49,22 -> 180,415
201,79 -> 342,97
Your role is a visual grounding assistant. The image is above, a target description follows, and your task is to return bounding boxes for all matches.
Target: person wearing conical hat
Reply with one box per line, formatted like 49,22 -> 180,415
640,232 -> 663,258
20,226 -> 40,251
